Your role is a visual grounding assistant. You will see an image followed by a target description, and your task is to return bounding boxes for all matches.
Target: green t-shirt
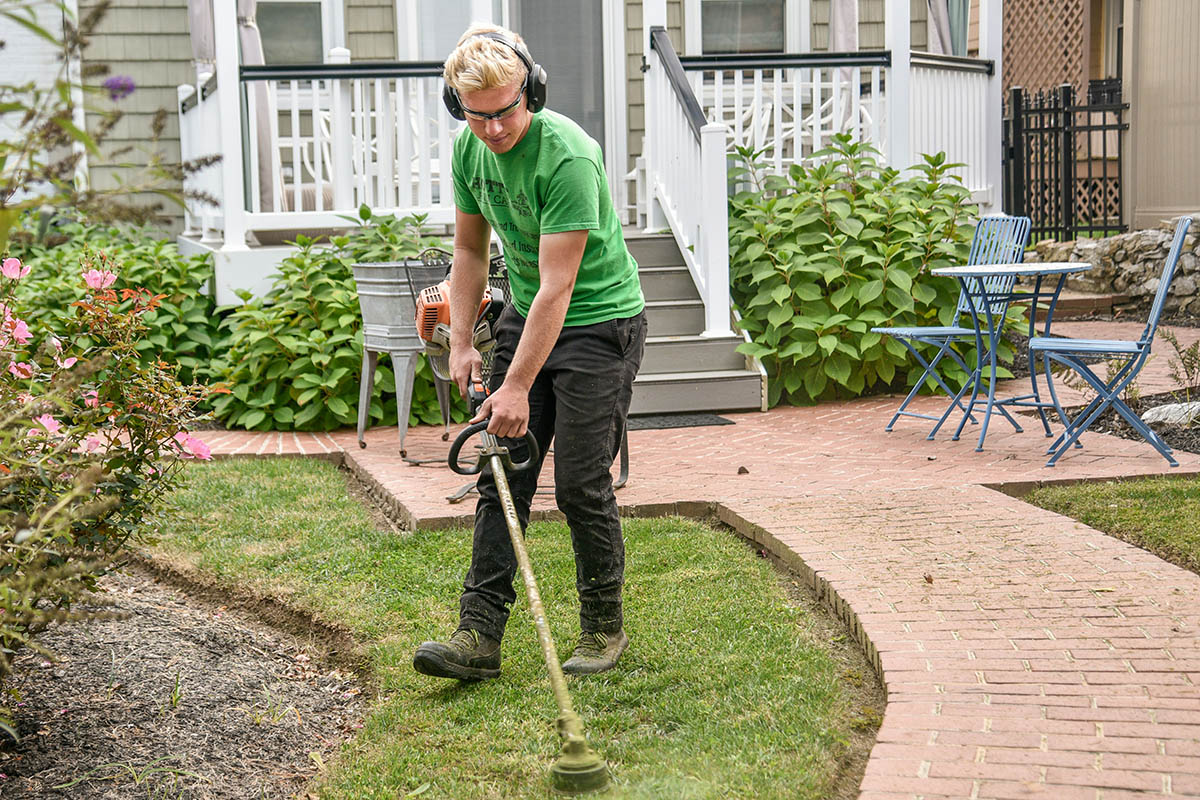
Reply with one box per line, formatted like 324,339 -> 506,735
451,109 -> 645,327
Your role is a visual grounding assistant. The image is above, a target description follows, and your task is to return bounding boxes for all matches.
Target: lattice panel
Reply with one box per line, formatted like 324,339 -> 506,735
1003,0 -> 1087,94
1076,175 -> 1122,226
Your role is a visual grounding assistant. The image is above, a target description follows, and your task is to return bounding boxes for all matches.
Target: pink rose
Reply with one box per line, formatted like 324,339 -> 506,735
11,318 -> 30,344
8,361 -> 33,379
83,389 -> 99,408
31,414 -> 61,436
2,257 -> 29,280
54,355 -> 78,370
84,436 -> 104,453
173,431 -> 213,460
82,269 -> 118,290
17,392 -> 33,404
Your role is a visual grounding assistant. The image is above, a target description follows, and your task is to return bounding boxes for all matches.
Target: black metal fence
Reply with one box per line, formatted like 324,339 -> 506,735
1002,80 -> 1129,242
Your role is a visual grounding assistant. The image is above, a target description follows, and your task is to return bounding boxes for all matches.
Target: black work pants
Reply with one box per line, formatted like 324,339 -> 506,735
458,307 -> 646,642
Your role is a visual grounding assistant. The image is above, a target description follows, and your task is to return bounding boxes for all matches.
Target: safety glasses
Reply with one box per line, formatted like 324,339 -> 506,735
460,86 -> 526,121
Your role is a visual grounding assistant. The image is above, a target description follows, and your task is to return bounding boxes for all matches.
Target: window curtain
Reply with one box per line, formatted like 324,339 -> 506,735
829,0 -> 858,52
187,0 -> 214,74
926,0 -> 952,55
236,0 -> 274,212
927,0 -> 969,56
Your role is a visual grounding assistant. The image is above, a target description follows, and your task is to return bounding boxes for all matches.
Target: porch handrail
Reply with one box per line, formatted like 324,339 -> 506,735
644,26 -> 732,338
239,61 -> 445,82
678,50 -> 891,71
909,51 -> 994,75
649,27 -> 706,141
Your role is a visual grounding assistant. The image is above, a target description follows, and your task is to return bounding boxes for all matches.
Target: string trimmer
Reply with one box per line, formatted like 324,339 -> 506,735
448,384 -> 611,795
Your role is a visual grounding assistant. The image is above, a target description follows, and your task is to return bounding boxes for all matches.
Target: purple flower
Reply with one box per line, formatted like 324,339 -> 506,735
102,75 -> 135,101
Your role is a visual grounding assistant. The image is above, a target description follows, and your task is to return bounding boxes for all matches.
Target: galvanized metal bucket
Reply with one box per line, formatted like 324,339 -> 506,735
351,260 -> 449,453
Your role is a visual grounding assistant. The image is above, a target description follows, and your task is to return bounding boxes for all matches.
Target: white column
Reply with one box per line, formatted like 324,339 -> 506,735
642,0 -> 669,232
978,0 -> 1003,213
328,47 -> 354,211
213,0 -> 246,249
883,0 -> 911,172
700,122 -> 733,337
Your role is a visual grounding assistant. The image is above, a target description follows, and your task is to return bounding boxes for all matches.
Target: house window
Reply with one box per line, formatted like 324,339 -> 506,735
258,1 -> 325,65
700,0 -> 785,54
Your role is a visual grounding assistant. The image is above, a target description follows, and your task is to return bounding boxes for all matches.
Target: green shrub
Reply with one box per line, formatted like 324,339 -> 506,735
210,209 -> 466,431
1,253 -> 211,738
8,217 -> 220,385
729,135 -> 1019,407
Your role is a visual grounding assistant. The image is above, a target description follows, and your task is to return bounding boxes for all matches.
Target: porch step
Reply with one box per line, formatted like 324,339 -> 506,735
640,334 -> 748,374
1050,290 -> 1130,318
644,298 -> 706,337
625,231 -> 689,268
638,265 -> 700,302
631,369 -> 765,415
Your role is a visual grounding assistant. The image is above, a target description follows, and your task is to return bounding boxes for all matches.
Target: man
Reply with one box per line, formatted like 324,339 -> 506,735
412,25 -> 646,680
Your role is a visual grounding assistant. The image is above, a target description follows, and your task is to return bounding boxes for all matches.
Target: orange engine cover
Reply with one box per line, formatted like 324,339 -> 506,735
415,280 -> 450,342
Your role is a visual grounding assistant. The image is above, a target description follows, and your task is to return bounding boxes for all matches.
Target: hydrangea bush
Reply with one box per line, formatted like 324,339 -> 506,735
1,253 -> 211,739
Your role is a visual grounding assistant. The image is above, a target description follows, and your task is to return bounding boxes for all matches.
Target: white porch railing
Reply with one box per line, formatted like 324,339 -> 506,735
178,72 -> 223,242
642,28 -> 732,338
910,52 -> 994,201
177,50 -> 464,241
682,51 -> 890,174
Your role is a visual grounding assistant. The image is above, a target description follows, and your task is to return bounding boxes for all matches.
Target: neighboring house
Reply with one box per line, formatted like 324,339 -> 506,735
1002,0 -> 1200,230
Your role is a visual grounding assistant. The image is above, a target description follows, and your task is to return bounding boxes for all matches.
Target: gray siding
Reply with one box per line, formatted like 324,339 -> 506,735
346,0 -> 396,60
80,0 -> 193,234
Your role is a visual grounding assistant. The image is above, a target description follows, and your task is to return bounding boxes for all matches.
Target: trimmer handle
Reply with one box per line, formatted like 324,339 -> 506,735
447,382 -> 540,475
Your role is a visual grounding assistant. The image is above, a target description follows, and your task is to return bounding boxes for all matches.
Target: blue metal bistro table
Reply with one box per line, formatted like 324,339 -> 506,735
928,261 -> 1092,451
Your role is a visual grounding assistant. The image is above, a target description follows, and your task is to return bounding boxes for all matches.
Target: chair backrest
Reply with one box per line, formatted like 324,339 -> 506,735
1141,216 -> 1193,346
955,215 -> 1033,320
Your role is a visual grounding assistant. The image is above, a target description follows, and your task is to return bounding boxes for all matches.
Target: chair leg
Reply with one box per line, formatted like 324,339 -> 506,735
886,340 -> 979,432
357,349 -> 379,449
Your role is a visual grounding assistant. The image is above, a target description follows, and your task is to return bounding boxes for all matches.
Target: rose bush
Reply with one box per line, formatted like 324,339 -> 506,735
1,252 -> 211,739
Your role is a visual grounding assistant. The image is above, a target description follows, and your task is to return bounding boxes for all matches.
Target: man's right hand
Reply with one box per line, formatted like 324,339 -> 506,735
449,345 -> 484,399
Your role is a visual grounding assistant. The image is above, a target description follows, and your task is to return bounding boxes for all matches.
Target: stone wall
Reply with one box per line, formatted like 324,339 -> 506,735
1029,215 -> 1200,315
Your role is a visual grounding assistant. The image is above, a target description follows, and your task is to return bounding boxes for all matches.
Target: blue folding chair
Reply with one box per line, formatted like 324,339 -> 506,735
874,215 -> 1032,435
1032,216 -> 1193,467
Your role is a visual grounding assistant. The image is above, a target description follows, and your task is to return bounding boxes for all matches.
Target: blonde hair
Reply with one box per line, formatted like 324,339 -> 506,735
443,24 -> 530,93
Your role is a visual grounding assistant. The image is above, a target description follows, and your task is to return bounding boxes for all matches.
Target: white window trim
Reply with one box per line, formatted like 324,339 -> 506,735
395,0 -> 501,61
684,0 -> 807,56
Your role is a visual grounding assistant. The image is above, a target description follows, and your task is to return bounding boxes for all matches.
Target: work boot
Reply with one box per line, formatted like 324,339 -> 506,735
413,628 -> 501,680
562,629 -> 629,675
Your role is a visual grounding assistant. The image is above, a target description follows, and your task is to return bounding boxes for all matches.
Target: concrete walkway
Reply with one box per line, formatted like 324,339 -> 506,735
202,321 -> 1200,800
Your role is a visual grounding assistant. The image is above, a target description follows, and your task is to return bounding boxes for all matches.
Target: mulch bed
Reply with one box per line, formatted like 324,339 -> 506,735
0,565 -> 365,799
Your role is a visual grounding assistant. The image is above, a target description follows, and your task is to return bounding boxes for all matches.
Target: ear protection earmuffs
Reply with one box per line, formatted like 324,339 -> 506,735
443,32 -> 548,121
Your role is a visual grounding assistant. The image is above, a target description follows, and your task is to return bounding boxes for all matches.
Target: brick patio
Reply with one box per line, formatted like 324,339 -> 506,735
202,321 -> 1200,800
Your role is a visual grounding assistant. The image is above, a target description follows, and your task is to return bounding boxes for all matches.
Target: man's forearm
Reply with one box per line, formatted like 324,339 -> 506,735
502,280 -> 573,392
448,246 -> 489,349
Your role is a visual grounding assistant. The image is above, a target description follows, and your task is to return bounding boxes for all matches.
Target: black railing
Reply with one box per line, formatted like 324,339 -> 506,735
180,73 -> 217,114
649,26 -> 707,141
239,61 -> 445,82
909,51 -> 993,75
678,50 -> 891,71
1003,80 -> 1129,242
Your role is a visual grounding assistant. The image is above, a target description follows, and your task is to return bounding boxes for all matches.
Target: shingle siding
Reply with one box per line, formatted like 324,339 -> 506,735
79,0 -> 192,234
347,0 -> 396,60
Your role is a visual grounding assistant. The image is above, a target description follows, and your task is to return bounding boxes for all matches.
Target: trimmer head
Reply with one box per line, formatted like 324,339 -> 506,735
549,714 -> 610,795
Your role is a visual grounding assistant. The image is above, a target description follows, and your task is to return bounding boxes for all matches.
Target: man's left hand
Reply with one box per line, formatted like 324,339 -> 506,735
472,381 -> 529,438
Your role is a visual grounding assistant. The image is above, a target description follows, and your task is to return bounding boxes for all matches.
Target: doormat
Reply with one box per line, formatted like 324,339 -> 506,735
627,413 -> 734,431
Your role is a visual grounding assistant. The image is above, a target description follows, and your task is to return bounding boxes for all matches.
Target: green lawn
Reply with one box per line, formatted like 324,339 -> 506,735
151,458 -> 868,799
1026,476 -> 1200,573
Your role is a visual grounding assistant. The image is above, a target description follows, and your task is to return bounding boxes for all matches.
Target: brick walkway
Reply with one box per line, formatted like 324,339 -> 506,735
202,322 -> 1200,800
